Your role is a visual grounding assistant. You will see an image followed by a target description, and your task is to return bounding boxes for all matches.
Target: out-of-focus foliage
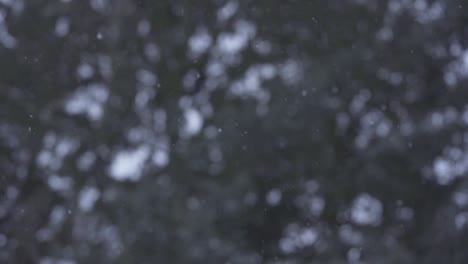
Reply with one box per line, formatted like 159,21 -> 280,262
1,0 -> 468,263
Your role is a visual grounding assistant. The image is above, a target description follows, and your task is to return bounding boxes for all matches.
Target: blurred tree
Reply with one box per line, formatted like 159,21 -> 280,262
1,0 -> 468,263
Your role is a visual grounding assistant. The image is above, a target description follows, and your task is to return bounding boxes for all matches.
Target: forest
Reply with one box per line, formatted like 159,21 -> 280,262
1,0 -> 468,263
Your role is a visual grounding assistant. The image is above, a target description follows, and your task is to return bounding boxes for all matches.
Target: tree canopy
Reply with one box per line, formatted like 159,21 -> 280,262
1,0 -> 468,263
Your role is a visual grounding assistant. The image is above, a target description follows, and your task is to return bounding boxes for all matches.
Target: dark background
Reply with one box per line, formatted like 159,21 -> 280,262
1,0 -> 468,263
